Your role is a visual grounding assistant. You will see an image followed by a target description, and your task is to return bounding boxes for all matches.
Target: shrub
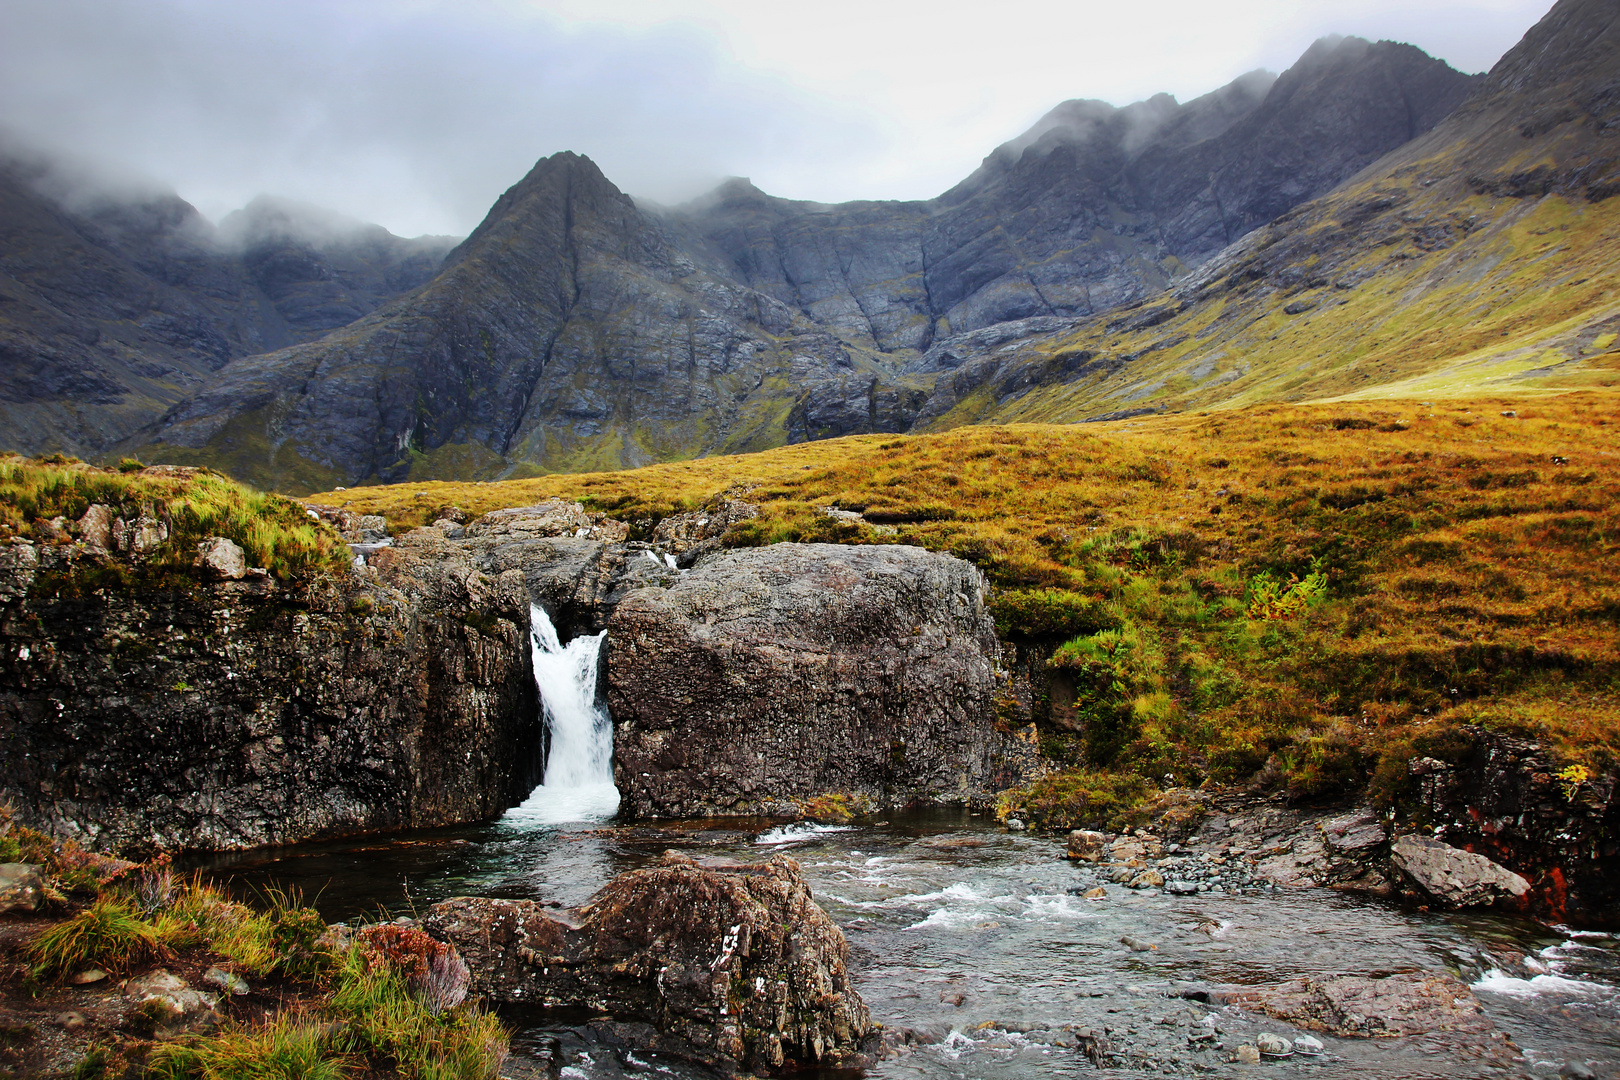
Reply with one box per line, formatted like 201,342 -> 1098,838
997,769 -> 1157,832
357,925 -> 470,1016
1245,565 -> 1329,620
992,588 -> 1116,639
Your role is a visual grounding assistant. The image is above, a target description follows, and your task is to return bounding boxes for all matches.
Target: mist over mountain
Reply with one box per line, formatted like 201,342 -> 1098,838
118,34 -> 1475,487
0,151 -> 459,457
4,0 -> 1615,492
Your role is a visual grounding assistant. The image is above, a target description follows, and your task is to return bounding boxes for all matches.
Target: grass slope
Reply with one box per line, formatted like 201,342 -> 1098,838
311,390 -> 1619,816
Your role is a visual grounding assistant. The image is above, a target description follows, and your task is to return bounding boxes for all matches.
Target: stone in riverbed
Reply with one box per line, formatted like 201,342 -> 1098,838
426,853 -> 871,1075
1129,870 -> 1164,890
1228,971 -> 1494,1037
1257,1032 -> 1293,1057
1067,829 -> 1108,861
1390,834 -> 1530,907
0,863 -> 44,913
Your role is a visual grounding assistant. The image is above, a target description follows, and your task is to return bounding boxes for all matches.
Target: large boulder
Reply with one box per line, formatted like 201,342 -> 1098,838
1390,833 -> 1531,908
605,543 -> 1001,817
426,854 -> 871,1075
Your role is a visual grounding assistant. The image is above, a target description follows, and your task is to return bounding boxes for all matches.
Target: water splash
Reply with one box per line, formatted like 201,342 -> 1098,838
505,604 -> 620,824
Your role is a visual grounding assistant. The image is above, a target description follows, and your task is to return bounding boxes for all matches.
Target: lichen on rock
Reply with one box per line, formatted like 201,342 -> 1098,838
426,853 -> 872,1074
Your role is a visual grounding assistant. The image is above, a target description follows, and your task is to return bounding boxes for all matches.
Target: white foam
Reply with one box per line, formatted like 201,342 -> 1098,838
1473,970 -> 1607,998
754,822 -> 855,845
1023,892 -> 1104,921
506,782 -> 623,825
938,1030 -> 976,1059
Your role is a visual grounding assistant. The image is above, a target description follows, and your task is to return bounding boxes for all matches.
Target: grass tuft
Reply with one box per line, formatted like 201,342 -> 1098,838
26,897 -> 166,977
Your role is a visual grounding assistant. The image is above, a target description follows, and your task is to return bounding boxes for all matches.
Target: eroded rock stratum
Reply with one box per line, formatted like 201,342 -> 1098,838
1,500 -> 1008,849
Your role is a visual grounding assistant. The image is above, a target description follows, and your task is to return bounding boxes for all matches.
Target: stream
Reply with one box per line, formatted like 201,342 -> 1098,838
195,607 -> 1619,1079
198,811 -> 1620,1080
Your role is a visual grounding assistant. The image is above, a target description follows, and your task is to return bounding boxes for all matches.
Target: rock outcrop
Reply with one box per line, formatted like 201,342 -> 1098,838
1390,833 -> 1531,907
1404,727 -> 1619,927
426,853 -> 872,1075
605,543 -> 1001,817
0,521 -> 540,851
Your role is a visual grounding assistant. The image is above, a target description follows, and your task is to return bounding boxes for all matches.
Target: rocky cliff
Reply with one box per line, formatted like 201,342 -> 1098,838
1407,727 -> 1619,928
0,512 -> 540,851
681,37 -> 1475,350
913,0 -> 1620,429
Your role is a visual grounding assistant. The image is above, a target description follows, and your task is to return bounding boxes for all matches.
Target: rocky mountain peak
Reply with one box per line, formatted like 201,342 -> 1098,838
1479,0 -> 1617,99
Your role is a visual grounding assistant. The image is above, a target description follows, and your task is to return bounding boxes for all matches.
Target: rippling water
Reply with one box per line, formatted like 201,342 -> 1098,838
196,810 -> 1619,1079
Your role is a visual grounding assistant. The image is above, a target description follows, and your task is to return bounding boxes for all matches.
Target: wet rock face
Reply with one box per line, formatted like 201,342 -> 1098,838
1390,833 -> 1531,907
1407,727 -> 1619,927
426,854 -> 872,1075
0,533 -> 541,852
604,543 -> 1001,818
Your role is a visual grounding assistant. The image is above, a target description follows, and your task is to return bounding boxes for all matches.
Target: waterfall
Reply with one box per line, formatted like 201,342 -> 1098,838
505,603 -> 621,824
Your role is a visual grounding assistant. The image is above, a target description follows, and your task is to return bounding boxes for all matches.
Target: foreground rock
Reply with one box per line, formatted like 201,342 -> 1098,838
427,854 -> 871,1075
605,543 -> 1001,817
1390,833 -> 1531,908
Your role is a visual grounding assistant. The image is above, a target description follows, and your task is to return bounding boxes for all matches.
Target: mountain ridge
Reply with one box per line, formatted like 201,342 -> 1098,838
110,32 -> 1486,490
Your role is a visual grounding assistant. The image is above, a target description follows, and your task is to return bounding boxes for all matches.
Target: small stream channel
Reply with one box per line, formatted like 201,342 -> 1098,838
196,811 -> 1620,1080
194,607 -> 1619,1079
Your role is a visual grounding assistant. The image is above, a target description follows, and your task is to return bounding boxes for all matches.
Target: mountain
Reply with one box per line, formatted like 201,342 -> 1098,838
219,196 -> 458,340
908,0 -> 1620,429
0,153 -> 457,457
122,34 -> 1478,489
680,36 -> 1475,350
130,153 -> 853,491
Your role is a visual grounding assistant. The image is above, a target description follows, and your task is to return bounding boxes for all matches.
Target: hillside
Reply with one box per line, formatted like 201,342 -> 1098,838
917,0 -> 1620,427
309,388 -> 1620,804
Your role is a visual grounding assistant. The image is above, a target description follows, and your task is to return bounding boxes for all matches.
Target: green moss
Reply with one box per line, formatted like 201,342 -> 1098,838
992,589 -> 1117,639
997,769 -> 1157,831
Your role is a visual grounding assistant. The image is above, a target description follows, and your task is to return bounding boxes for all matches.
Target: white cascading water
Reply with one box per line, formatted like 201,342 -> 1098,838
505,603 -> 621,824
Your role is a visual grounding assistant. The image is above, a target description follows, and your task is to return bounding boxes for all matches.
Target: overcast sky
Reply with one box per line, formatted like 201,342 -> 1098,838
0,0 -> 1553,237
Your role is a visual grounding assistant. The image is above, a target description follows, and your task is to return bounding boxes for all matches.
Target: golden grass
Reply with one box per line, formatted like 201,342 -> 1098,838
310,389 -> 1619,799
0,455 -> 349,580
950,188 -> 1620,430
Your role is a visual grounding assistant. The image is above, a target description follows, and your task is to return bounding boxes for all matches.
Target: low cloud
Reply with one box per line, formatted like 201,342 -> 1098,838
0,0 -> 1551,236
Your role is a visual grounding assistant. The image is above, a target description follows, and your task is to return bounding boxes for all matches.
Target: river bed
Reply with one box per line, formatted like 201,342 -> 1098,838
196,809 -> 1619,1080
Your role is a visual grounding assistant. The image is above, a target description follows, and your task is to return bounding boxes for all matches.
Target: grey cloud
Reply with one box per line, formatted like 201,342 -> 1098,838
0,0 -> 885,235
